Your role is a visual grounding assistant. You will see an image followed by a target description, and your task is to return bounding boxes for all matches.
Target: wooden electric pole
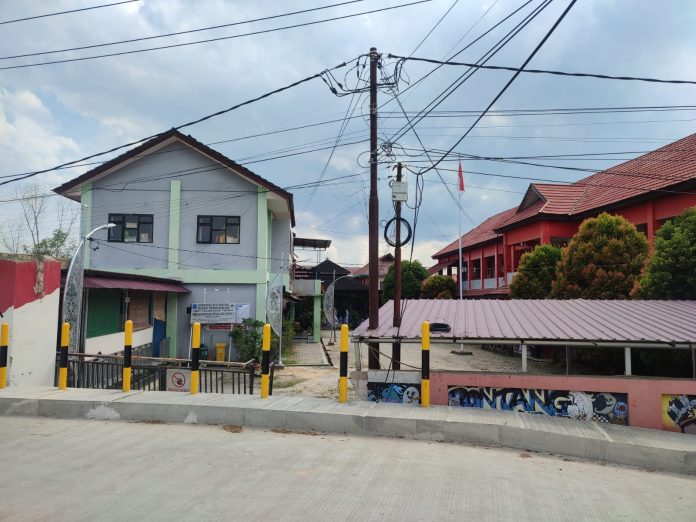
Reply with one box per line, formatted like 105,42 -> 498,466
368,47 -> 380,370
392,162 -> 403,370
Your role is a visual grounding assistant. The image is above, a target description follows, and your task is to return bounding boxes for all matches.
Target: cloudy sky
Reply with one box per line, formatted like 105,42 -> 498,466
1,0 -> 695,268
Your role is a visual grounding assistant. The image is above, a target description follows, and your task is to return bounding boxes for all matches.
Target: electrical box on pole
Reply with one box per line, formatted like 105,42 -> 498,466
391,181 -> 408,202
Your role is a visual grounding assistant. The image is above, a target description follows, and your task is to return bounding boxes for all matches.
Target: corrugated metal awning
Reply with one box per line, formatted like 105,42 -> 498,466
84,275 -> 189,293
353,299 -> 696,348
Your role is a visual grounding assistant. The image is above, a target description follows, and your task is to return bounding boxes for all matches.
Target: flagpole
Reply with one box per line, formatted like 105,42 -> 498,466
456,163 -> 465,356
458,190 -> 463,301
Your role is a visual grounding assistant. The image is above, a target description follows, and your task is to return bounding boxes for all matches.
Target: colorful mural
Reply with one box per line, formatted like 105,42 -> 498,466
662,394 -> 696,434
447,387 -> 628,425
368,383 -> 421,405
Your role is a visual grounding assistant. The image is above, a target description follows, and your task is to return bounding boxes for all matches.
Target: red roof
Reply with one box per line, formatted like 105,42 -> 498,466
433,208 -> 516,258
570,133 -> 696,214
497,132 -> 696,229
433,132 -> 696,257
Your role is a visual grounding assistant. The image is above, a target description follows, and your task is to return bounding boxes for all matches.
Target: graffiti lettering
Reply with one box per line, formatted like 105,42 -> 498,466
662,394 -> 696,434
368,383 -> 421,405
448,387 -> 628,425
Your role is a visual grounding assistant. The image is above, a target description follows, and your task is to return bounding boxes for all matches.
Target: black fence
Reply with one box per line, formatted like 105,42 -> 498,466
55,353 -> 259,394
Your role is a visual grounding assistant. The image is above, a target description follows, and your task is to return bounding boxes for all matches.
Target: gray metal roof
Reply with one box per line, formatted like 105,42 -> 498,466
352,300 -> 696,348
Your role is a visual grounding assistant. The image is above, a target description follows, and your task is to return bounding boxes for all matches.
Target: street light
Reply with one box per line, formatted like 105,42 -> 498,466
62,223 -> 115,353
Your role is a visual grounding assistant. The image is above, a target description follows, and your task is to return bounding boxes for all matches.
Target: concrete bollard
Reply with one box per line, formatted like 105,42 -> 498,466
421,321 -> 430,408
0,323 -> 8,389
191,322 -> 201,395
339,324 -> 348,403
58,322 -> 69,390
123,320 -> 133,392
260,323 -> 271,399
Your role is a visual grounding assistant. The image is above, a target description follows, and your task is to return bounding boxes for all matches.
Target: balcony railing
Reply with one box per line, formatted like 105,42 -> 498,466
484,278 -> 496,289
470,280 -> 482,290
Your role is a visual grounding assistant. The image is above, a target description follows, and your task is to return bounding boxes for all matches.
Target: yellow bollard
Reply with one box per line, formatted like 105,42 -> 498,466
122,320 -> 133,392
58,322 -> 69,390
191,322 -> 201,395
0,323 -> 9,389
339,324 -> 349,403
260,323 -> 271,398
421,321 -> 430,408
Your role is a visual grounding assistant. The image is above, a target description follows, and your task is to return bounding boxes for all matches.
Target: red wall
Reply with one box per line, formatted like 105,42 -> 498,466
431,371 -> 696,430
0,258 -> 61,314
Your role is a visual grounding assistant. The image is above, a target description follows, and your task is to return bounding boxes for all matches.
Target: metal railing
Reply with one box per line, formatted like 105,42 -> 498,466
55,353 -> 258,394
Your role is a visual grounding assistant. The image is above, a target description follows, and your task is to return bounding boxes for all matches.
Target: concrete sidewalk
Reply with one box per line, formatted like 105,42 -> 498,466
1,386 -> 695,475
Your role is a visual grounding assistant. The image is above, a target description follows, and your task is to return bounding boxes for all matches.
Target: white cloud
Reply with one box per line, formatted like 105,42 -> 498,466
0,88 -> 80,175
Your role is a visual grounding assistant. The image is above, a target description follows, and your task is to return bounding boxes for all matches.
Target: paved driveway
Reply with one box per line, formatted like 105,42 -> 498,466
0,416 -> 693,521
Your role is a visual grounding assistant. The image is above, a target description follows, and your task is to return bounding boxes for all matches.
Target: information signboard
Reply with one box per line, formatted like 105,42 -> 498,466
190,303 -> 236,324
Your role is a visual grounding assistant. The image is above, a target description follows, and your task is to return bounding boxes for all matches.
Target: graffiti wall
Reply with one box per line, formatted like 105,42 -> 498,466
368,383 -> 421,405
448,387 -> 628,425
662,394 -> 696,434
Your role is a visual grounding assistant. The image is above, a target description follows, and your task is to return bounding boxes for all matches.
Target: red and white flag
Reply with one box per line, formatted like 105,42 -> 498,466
458,161 -> 465,192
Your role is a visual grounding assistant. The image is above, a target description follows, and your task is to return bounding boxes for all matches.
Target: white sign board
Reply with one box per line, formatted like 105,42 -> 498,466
190,303 -> 236,324
166,369 -> 191,392
235,303 -> 251,322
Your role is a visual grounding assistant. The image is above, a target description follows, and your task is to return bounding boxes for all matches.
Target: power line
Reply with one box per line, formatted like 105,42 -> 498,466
0,0 -> 431,70
0,0 -> 139,25
418,0 -> 580,175
4,104 -> 696,181
408,0 -> 460,56
0,58 -> 354,186
389,54 -> 696,86
386,0 -> 554,144
0,0 -> 365,60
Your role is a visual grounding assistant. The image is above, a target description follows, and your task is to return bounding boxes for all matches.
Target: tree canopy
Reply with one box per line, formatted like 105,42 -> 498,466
636,206 -> 696,299
509,244 -> 562,299
381,260 -> 428,303
551,212 -> 649,299
421,274 -> 457,299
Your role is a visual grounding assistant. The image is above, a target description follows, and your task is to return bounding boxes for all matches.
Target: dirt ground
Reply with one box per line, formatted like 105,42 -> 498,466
270,334 -> 563,399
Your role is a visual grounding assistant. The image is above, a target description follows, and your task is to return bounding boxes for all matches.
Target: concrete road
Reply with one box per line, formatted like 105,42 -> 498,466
0,416 -> 693,521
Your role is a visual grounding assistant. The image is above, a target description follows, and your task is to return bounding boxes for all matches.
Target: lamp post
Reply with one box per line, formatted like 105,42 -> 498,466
62,223 -> 115,353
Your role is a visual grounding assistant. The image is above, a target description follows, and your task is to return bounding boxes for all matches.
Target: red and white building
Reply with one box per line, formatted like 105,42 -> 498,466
430,132 -> 696,297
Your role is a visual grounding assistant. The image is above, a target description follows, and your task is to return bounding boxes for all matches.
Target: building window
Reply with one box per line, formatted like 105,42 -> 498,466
635,223 -> 648,236
108,214 -> 153,243
197,216 -> 240,244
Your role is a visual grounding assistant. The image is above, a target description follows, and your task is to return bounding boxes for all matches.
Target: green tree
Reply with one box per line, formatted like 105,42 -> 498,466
25,229 -> 76,259
509,244 -> 562,299
636,206 -> 696,299
551,213 -> 649,299
381,260 -> 428,303
421,274 -> 456,299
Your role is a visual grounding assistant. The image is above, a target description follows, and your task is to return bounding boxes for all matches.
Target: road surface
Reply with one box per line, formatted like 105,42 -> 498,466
0,416 -> 693,521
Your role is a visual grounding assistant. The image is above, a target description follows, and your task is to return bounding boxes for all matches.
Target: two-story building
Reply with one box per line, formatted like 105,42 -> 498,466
54,129 -> 294,357
430,132 -> 696,297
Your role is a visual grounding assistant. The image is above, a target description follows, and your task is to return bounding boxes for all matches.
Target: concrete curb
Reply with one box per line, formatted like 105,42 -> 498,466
1,386 -> 695,475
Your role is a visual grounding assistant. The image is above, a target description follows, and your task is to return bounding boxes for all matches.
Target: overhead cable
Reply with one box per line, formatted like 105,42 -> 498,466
0,0 -> 139,25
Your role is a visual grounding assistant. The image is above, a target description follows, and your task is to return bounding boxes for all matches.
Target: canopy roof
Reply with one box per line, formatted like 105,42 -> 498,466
352,299 -> 696,348
62,269 -> 189,293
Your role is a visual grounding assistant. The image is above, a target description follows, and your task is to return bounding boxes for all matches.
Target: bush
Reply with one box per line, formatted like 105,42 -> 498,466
421,274 -> 456,299
510,244 -> 562,299
551,213 -> 649,299
230,317 -> 295,362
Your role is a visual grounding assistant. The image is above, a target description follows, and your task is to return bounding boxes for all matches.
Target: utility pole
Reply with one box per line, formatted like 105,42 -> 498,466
392,162 -> 403,370
368,47 -> 380,370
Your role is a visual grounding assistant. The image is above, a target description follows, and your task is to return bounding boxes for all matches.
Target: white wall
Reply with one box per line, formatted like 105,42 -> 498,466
85,327 -> 154,355
7,288 -> 60,387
